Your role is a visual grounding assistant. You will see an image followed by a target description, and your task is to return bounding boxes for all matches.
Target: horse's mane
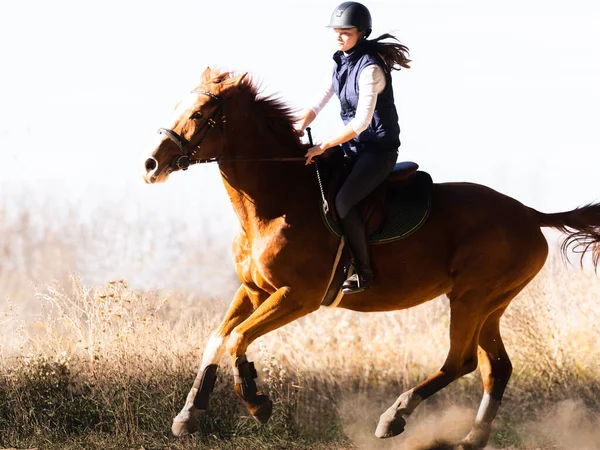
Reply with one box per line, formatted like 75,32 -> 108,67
202,69 -> 303,148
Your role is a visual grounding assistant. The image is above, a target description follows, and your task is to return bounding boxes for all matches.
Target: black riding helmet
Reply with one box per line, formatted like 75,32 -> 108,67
327,2 -> 372,38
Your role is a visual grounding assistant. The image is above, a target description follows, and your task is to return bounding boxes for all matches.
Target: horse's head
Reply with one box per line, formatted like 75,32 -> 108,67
143,67 -> 247,184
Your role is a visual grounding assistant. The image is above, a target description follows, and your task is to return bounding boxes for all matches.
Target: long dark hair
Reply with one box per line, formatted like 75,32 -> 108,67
366,33 -> 411,71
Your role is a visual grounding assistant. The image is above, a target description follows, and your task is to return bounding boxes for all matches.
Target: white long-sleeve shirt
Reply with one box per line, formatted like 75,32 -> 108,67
309,63 -> 386,134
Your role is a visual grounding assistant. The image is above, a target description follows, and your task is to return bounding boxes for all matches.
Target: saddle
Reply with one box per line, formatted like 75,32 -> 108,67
324,153 -> 419,235
317,149 -> 431,308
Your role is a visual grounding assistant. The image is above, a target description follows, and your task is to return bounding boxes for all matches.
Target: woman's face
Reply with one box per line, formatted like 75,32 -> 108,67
334,27 -> 362,52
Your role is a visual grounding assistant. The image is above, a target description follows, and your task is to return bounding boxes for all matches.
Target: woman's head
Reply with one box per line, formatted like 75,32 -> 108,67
328,2 -> 372,51
328,2 -> 412,70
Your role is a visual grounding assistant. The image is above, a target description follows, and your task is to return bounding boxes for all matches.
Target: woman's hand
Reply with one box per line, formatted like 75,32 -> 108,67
305,144 -> 326,165
294,109 -> 316,138
292,124 -> 305,137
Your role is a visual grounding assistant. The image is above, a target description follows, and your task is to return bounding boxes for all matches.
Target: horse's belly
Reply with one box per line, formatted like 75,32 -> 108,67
336,275 -> 451,312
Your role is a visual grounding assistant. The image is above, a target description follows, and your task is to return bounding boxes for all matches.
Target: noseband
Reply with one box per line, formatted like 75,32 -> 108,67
157,90 -> 226,171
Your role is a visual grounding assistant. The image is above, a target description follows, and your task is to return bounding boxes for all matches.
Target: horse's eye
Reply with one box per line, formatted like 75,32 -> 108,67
191,111 -> 203,120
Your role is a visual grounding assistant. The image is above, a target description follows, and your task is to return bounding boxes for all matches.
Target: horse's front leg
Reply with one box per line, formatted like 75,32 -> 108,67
171,284 -> 256,437
226,286 -> 321,423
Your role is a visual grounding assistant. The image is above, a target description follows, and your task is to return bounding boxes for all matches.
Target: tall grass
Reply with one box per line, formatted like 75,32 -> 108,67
1,190 -> 600,449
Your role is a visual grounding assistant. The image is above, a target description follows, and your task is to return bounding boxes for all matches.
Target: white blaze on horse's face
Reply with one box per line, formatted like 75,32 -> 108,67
170,93 -> 203,130
143,92 -> 204,184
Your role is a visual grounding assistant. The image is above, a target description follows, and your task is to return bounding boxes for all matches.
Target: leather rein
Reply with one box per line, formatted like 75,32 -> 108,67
157,90 -> 305,172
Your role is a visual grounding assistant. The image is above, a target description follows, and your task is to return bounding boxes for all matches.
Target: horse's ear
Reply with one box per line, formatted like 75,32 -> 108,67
201,67 -> 212,82
221,72 -> 248,89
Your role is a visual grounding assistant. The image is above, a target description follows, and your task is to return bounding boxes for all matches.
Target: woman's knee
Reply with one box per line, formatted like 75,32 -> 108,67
335,194 -> 352,219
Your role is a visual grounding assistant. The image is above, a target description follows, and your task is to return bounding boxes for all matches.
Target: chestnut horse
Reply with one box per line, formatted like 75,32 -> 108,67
143,68 -> 600,449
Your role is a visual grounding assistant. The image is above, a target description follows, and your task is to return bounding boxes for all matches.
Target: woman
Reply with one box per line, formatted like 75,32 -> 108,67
295,1 -> 411,294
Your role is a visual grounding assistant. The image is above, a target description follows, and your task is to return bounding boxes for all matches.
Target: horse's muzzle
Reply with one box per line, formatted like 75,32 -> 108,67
144,157 -> 160,184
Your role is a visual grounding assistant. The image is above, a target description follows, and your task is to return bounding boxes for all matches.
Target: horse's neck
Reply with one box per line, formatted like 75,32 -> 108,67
219,153 -> 314,230
218,114 -> 315,232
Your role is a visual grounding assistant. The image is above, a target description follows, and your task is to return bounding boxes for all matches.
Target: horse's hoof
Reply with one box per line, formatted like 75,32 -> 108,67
251,394 -> 273,424
455,425 -> 490,449
168,426 -> 190,439
170,411 -> 201,437
170,420 -> 198,438
375,412 -> 406,438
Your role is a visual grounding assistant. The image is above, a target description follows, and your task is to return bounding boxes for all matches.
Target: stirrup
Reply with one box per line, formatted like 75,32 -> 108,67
342,270 -> 373,294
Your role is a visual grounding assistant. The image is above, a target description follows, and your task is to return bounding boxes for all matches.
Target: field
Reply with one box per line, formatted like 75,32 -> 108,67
1,192 -> 599,450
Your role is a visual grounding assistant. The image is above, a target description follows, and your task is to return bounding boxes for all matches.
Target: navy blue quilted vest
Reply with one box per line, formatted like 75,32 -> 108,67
332,40 -> 400,155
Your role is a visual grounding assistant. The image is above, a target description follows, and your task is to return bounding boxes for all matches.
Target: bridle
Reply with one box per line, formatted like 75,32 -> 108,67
157,90 -> 305,172
157,90 -> 226,171
157,90 -> 327,212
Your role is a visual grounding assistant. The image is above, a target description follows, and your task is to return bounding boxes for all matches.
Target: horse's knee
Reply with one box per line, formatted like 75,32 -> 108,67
226,329 -> 246,357
200,332 -> 227,367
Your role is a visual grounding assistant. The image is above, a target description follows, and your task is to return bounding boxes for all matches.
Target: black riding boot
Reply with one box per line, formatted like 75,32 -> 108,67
340,208 -> 374,294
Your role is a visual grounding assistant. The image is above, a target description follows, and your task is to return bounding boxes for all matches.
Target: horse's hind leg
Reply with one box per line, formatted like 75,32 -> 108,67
458,276 -> 538,448
171,285 -> 256,437
376,297 -> 485,439
457,307 -> 512,449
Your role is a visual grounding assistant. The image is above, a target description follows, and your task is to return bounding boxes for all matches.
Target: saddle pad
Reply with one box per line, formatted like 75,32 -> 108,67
321,171 -> 432,244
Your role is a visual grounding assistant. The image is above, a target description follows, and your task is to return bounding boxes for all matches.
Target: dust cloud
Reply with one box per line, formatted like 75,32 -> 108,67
338,395 -> 600,449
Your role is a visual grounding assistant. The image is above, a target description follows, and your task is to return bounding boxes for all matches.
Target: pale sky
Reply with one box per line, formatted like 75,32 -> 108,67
1,0 -> 599,216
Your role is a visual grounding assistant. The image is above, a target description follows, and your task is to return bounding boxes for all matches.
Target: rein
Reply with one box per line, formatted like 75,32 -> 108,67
157,90 -> 306,170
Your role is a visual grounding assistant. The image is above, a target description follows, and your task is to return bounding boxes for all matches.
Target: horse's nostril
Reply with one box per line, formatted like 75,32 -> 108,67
145,157 -> 158,172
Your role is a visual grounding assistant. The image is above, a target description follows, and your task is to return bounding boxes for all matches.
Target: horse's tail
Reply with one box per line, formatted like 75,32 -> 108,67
535,202 -> 600,270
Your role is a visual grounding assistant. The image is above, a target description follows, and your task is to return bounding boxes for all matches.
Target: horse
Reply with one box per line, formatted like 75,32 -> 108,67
143,68 -> 600,449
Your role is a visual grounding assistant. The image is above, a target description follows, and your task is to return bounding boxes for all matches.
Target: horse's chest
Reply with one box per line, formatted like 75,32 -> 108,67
250,231 -> 288,271
233,223 -> 291,287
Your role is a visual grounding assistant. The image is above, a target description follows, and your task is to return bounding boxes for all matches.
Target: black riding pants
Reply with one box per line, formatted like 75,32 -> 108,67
335,150 -> 398,219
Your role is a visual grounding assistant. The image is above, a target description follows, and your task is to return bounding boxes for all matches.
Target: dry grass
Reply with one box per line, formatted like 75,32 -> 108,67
1,193 -> 600,449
